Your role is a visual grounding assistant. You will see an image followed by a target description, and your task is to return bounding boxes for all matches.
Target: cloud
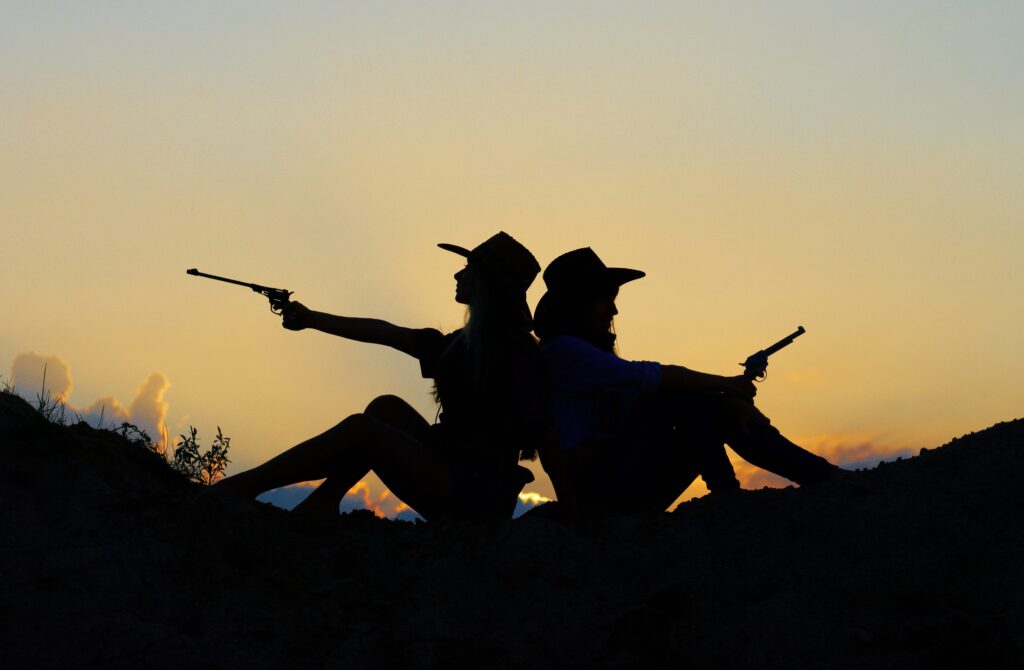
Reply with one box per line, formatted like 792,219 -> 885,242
514,490 -> 553,517
77,396 -> 132,428
126,372 -> 171,448
9,352 -> 73,401
257,484 -> 554,520
9,351 -> 918,517
258,480 -> 424,521
7,352 -> 171,450
800,433 -> 917,470
7,351 -> 547,521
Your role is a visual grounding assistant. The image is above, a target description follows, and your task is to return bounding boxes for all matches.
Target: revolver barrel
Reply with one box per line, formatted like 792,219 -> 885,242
186,268 -> 293,314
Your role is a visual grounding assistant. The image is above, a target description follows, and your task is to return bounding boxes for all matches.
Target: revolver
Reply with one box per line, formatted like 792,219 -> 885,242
186,268 -> 293,314
741,326 -> 806,381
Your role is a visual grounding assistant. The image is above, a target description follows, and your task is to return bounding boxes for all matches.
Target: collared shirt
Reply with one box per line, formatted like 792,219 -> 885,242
540,335 -> 662,449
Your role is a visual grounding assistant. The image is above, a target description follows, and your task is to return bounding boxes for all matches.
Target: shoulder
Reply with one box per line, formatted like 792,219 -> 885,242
416,328 -> 460,378
416,328 -> 458,351
540,335 -> 613,367
541,335 -> 662,391
540,335 -> 610,373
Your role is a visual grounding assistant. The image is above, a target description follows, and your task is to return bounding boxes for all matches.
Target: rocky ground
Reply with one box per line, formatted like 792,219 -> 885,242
1,391 -> 1021,669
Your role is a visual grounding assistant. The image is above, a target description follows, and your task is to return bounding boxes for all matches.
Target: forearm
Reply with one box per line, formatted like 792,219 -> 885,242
306,311 -> 421,355
308,312 -> 389,340
659,364 -> 742,395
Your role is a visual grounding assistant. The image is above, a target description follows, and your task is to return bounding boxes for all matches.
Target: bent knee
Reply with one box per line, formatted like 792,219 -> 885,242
719,396 -> 770,424
332,412 -> 372,435
364,394 -> 408,416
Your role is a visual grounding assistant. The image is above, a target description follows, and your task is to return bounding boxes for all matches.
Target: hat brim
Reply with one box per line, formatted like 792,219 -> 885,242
437,243 -> 472,257
607,267 -> 646,286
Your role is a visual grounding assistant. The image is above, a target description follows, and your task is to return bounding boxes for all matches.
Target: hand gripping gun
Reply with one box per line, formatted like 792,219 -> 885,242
186,268 -> 293,314
741,326 -> 806,381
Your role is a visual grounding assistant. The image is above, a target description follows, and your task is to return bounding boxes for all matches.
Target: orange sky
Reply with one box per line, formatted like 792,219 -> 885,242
3,3 -> 1022,514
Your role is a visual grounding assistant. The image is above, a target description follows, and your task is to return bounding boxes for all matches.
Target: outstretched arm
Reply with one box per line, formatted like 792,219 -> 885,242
543,337 -> 755,401
281,302 -> 426,358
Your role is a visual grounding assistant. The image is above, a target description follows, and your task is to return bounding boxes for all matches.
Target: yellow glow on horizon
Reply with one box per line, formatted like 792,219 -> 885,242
518,491 -> 553,506
3,3 -> 1021,517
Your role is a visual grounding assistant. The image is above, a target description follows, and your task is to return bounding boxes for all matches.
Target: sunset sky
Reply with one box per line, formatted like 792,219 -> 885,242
4,2 -> 1021,515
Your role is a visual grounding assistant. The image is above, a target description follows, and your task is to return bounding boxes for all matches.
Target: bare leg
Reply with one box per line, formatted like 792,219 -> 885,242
216,400 -> 453,519
363,394 -> 431,437
294,395 -> 432,517
711,396 -> 838,485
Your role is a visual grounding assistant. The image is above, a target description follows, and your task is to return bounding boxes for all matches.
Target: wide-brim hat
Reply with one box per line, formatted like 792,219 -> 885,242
438,231 -> 540,294
542,247 -> 645,296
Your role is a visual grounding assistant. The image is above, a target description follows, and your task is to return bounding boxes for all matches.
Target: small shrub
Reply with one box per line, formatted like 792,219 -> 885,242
7,363 -> 233,486
113,422 -> 159,453
172,426 -> 231,486
34,388 -> 69,426
111,422 -> 231,485
21,362 -> 77,426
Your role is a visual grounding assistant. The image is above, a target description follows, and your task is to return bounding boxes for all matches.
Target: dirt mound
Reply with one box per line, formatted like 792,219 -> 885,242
1,391 -> 1021,668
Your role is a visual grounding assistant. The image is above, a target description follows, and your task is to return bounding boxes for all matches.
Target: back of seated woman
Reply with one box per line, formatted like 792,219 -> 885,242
214,232 -> 547,522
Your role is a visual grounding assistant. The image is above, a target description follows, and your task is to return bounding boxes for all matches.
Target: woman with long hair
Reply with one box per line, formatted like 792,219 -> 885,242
533,247 -> 843,515
214,232 -> 546,521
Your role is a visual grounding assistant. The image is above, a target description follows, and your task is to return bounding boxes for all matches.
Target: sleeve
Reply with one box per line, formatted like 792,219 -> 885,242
541,336 -> 662,395
413,328 -> 450,379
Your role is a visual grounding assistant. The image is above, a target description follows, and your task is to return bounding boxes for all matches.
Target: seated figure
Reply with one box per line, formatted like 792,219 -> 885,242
533,248 -> 843,516
214,232 -> 547,522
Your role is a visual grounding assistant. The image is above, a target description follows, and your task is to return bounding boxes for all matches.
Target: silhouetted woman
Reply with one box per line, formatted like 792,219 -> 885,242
533,248 -> 842,516
215,232 -> 546,521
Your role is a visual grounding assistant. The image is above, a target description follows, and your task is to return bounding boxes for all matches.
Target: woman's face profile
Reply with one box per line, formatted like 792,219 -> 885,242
587,289 -> 619,333
454,264 -> 476,305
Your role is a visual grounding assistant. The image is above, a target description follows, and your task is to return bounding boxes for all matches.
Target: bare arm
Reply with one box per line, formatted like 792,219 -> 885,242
659,365 -> 756,400
281,302 -> 425,358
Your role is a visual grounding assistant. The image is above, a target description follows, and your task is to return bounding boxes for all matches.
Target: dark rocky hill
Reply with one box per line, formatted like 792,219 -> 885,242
2,391 -> 1021,669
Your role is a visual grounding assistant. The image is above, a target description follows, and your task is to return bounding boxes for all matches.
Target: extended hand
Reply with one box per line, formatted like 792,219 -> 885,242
721,375 -> 757,400
281,301 -> 312,331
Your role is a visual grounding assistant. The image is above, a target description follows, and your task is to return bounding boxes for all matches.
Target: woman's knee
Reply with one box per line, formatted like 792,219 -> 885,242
331,412 -> 372,438
721,396 -> 770,425
364,394 -> 408,417
364,395 -> 429,439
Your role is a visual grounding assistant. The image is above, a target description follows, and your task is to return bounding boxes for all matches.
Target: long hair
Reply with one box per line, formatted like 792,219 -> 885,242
460,264 -> 536,387
440,263 -> 540,461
